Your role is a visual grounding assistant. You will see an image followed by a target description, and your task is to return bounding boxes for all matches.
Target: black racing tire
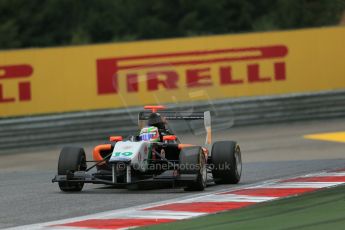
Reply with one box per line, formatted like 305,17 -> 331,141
211,141 -> 242,184
180,147 -> 207,191
58,147 -> 87,192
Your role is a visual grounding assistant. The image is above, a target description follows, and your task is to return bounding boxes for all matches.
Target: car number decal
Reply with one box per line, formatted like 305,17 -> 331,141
112,151 -> 133,157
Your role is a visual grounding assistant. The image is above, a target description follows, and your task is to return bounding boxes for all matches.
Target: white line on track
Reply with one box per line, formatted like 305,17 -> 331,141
254,182 -> 343,188
177,194 -> 277,203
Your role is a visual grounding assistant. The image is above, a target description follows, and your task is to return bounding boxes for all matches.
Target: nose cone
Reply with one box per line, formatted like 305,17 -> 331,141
109,156 -> 131,164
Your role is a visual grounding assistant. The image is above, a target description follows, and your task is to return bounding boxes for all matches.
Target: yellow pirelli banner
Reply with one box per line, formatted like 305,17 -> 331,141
1,27 -> 345,117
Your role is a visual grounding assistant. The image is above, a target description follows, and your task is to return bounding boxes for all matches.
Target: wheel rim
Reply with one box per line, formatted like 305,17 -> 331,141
75,154 -> 86,189
234,147 -> 242,177
200,154 -> 207,188
80,154 -> 87,171
201,161 -> 207,187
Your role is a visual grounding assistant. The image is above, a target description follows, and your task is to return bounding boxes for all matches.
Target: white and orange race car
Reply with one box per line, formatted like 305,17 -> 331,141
52,106 -> 242,192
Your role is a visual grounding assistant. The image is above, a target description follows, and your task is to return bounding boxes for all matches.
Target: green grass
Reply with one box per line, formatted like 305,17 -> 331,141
141,185 -> 345,230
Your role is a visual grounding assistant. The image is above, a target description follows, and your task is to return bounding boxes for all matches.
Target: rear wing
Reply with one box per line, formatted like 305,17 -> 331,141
138,111 -> 212,146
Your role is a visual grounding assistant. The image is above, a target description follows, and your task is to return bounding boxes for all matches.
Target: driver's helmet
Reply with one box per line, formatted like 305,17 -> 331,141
148,113 -> 165,130
139,126 -> 160,142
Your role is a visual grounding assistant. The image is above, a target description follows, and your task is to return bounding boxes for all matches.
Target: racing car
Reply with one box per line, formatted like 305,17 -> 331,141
52,105 -> 242,192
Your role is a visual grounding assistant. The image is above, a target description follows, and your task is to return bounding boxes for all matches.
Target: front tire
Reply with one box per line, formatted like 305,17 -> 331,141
211,141 -> 242,184
180,147 -> 207,191
58,147 -> 87,192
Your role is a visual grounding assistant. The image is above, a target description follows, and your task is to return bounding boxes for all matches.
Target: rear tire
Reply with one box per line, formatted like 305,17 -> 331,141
58,147 -> 87,192
211,141 -> 242,184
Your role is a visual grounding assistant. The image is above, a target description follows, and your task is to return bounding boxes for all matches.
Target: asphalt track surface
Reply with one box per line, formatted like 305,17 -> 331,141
1,119 -> 345,229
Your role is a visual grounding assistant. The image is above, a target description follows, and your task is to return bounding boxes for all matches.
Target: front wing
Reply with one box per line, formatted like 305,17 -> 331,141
52,170 -> 199,188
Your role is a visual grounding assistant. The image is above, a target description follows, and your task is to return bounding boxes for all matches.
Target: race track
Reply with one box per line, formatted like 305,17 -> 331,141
1,119 -> 345,229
